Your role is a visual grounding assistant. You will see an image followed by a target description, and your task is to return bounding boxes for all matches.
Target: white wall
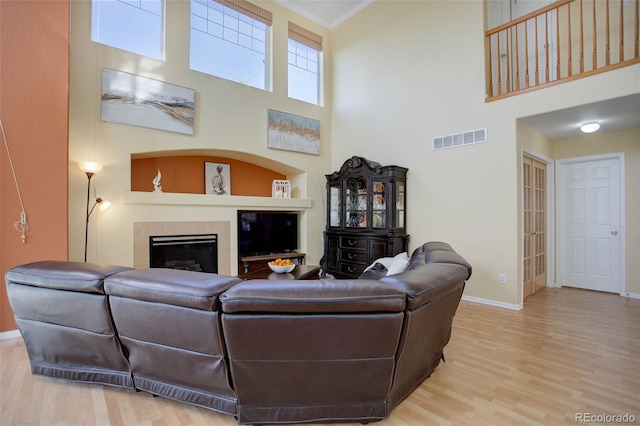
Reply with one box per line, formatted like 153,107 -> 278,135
331,1 -> 640,307
69,0 -> 332,273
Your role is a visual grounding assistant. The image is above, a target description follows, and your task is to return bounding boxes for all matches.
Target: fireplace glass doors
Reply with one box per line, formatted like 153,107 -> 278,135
149,234 -> 218,273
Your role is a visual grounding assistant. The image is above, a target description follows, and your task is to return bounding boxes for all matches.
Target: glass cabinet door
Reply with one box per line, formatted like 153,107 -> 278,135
346,177 -> 367,228
329,186 -> 341,227
396,182 -> 405,228
372,181 -> 386,228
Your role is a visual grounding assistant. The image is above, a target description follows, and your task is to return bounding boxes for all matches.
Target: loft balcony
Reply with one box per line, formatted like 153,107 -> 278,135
485,0 -> 640,101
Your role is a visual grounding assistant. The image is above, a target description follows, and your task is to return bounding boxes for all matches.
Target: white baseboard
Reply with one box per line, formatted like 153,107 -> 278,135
461,295 -> 523,311
622,291 -> 640,299
0,329 -> 21,340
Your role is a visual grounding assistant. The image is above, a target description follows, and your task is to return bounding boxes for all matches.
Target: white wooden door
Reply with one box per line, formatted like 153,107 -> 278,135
558,156 -> 623,293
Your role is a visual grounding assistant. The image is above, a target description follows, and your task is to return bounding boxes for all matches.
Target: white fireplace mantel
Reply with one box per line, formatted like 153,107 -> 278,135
123,191 -> 312,210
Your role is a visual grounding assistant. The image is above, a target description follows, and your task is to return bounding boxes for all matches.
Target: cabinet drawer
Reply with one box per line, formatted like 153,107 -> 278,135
340,236 -> 367,249
338,262 -> 366,276
339,249 -> 368,265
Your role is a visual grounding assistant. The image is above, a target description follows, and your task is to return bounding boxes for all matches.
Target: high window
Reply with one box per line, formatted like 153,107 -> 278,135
190,0 -> 272,90
91,0 -> 164,60
288,22 -> 322,105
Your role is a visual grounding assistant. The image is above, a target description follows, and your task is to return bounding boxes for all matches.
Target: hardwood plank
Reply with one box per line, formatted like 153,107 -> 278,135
1,287 -> 638,425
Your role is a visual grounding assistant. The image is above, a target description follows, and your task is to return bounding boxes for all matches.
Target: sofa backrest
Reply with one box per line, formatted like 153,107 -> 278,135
219,278 -> 406,424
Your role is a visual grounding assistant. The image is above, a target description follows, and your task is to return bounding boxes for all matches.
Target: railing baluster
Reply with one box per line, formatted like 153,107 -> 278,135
593,0 -> 597,69
556,9 -> 561,79
580,0 -> 585,72
545,12 -> 550,82
497,34 -> 502,95
525,20 -> 530,88
634,0 -> 640,59
506,27 -> 511,92
606,0 -> 611,65
568,2 -> 573,76
619,0 -> 624,61
487,35 -> 494,97
535,17 -> 540,86
517,23 -> 522,89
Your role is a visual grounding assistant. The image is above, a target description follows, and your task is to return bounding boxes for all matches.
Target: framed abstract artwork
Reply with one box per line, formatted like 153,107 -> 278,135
101,68 -> 195,135
267,109 -> 320,155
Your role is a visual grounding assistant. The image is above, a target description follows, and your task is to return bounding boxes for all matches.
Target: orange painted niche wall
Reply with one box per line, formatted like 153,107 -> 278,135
131,156 -> 286,196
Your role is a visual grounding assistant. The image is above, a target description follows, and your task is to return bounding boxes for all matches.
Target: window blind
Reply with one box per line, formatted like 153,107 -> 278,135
288,22 -> 323,51
213,0 -> 272,26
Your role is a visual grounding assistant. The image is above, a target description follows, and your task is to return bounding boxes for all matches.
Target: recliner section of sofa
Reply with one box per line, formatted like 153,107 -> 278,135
5,241 -> 472,425
5,261 -> 134,388
220,279 -> 407,424
104,268 -> 243,415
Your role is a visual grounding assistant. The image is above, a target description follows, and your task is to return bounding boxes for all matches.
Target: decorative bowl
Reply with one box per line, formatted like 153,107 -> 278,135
268,263 -> 295,273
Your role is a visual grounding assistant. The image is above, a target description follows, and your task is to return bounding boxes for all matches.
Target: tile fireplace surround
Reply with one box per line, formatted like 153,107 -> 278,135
133,221 -> 231,275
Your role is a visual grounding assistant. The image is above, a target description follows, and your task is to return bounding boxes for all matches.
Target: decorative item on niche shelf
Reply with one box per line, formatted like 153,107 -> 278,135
267,109 -> 320,155
272,180 -> 291,198
205,162 -> 231,195
152,169 -> 162,192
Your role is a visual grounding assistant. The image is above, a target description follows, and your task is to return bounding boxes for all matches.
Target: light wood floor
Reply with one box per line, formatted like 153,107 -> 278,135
2,287 -> 639,425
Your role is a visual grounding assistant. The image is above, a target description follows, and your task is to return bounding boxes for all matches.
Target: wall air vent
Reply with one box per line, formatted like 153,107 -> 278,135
433,128 -> 487,151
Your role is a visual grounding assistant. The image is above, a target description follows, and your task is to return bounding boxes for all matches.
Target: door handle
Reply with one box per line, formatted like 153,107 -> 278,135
611,230 -> 618,235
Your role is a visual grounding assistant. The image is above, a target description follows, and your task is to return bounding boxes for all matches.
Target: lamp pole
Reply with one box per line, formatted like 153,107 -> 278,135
79,161 -> 102,262
84,172 -> 94,262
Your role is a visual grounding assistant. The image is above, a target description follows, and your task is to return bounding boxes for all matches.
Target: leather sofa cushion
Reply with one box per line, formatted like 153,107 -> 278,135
221,279 -> 406,313
5,260 -> 132,294
105,268 -> 242,311
380,263 -> 469,310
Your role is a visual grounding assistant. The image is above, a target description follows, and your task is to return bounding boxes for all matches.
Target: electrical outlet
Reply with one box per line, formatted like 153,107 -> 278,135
499,274 -> 507,284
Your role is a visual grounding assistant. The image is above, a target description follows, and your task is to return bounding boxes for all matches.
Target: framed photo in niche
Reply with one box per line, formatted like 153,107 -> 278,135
205,162 -> 231,195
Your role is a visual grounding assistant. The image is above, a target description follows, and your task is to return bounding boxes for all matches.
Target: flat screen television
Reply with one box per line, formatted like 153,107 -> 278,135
237,211 -> 299,257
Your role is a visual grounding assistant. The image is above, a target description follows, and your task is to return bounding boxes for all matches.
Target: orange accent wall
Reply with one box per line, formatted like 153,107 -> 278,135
0,2 -> 70,332
132,156 -> 286,196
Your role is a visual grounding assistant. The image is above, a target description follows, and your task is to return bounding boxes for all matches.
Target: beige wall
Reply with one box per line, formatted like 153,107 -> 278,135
331,1 -> 640,307
69,0 -> 331,272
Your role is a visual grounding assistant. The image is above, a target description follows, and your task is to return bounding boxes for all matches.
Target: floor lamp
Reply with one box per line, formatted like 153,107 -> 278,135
79,161 -> 106,262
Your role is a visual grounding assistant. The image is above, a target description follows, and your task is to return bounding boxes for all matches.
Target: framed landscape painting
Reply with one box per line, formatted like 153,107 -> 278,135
101,68 -> 195,135
267,109 -> 320,155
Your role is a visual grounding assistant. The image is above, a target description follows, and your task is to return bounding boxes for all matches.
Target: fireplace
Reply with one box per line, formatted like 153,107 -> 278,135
149,234 -> 218,273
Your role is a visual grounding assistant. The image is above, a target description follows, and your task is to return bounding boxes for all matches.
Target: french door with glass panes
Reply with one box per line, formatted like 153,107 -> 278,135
523,154 -> 547,298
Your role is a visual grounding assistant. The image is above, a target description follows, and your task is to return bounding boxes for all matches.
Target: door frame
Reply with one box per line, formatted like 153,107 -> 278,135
521,148 -> 556,304
556,153 -> 626,296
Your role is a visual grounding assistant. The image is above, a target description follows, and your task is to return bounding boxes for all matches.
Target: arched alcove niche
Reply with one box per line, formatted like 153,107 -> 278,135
127,149 -> 310,209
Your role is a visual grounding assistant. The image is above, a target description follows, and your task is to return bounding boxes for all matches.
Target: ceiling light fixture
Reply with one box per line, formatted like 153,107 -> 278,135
580,121 -> 600,133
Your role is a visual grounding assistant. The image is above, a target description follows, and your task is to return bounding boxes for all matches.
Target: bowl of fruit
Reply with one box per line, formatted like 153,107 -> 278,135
268,258 -> 295,273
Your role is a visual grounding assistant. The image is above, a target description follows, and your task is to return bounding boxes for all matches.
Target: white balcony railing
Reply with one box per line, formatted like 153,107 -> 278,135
486,0 -> 640,101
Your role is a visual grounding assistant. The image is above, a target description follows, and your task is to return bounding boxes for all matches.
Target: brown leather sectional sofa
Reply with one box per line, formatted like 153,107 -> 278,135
5,241 -> 471,425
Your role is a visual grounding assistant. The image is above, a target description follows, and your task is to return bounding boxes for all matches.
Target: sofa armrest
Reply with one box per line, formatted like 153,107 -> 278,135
410,242 -> 472,280
380,263 -> 468,310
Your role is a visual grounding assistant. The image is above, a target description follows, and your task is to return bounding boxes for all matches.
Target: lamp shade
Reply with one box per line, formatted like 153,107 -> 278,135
79,161 -> 103,174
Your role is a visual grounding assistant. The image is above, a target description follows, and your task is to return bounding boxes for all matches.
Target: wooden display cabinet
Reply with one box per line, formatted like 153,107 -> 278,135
323,156 -> 409,278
